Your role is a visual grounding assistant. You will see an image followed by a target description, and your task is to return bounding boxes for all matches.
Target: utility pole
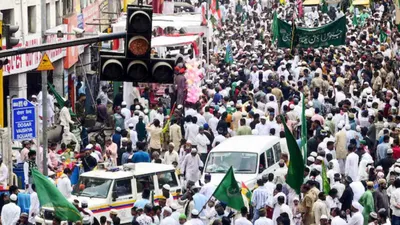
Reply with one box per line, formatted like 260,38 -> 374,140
41,0 -> 48,176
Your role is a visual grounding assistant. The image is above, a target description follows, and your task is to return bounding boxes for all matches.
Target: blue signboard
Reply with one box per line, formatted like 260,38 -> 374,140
12,98 -> 37,141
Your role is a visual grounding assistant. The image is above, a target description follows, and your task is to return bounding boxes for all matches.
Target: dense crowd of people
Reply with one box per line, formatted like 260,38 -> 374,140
2,0 -> 400,223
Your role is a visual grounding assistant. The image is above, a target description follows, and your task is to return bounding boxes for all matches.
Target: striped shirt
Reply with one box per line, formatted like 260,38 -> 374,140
251,186 -> 272,209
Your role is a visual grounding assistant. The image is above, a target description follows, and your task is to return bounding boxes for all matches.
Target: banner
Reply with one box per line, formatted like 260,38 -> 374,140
277,16 -> 346,49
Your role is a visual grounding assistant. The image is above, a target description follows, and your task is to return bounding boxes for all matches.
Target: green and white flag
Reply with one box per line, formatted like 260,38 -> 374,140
213,167 -> 245,210
276,16 -> 347,49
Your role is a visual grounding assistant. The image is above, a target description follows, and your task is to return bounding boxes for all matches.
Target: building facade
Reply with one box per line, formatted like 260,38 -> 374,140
0,0 -> 116,124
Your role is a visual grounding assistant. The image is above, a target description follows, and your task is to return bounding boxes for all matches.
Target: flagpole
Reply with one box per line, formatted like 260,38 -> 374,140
206,0 -> 210,80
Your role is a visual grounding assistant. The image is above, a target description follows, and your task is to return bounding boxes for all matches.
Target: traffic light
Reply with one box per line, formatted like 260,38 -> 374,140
3,24 -> 19,49
99,4 -> 175,84
126,5 -> 152,59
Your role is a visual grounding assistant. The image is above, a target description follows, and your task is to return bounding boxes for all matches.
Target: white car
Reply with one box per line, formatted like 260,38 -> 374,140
202,135 -> 282,190
35,163 -> 181,225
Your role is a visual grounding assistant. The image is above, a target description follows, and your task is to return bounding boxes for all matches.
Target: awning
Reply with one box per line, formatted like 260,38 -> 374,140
152,14 -> 202,29
151,35 -> 201,47
352,0 -> 369,5
303,0 -> 320,5
112,13 -> 203,30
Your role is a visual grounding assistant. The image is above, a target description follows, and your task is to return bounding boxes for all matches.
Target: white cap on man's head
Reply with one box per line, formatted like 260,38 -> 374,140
10,194 -> 17,201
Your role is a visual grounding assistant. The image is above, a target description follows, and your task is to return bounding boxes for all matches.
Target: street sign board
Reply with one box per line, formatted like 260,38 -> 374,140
37,53 -> 54,71
12,98 -> 37,141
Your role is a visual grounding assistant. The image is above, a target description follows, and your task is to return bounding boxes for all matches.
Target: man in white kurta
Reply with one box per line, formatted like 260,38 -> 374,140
345,146 -> 360,182
57,171 -> 73,199
200,174 -> 216,199
160,207 -> 179,225
272,196 -> 293,225
346,201 -> 364,225
1,194 -> 21,225
29,186 -> 40,224
195,127 -> 210,162
0,158 -> 8,189
181,148 -> 204,183
60,102 -> 74,130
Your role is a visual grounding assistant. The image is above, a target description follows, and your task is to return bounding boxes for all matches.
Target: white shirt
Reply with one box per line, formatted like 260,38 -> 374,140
195,133 -> 210,154
350,181 -> 366,202
0,163 -> 8,188
331,182 -> 345,198
160,215 -> 179,225
345,152 -> 359,182
129,130 -> 138,149
390,188 -> 400,216
1,202 -> 21,225
200,182 -> 216,199
185,123 -> 199,145
331,216 -> 347,225
212,135 -> 226,148
29,192 -> 40,224
184,218 -> 204,225
255,123 -> 269,135
164,150 -> 179,165
60,106 -> 74,128
125,116 -> 139,130
346,211 -> 364,225
121,107 -> 131,125
255,217 -> 274,225
57,174 -> 73,198
235,217 -> 252,225
208,117 -> 219,136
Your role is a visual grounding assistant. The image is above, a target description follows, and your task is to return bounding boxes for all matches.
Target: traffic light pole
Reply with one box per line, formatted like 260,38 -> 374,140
41,0 -> 48,176
0,13 -> 3,128
0,32 -> 126,58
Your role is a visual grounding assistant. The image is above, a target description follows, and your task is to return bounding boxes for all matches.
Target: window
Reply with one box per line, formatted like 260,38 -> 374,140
0,9 -> 14,25
273,143 -> 281,162
114,179 -> 133,197
259,153 -> 266,171
136,175 -> 155,193
28,6 -> 37,33
205,152 -> 258,174
72,177 -> 112,198
63,0 -> 74,15
46,3 -> 50,29
157,171 -> 178,189
55,1 -> 62,25
266,148 -> 275,167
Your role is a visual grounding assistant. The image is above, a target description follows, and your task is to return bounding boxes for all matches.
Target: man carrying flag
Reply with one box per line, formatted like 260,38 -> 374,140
281,115 -> 305,195
32,169 -> 82,223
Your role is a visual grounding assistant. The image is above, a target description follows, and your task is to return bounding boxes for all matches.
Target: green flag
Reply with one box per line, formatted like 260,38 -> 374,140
272,12 -> 279,42
213,167 -> 245,210
352,13 -> 358,26
32,169 -> 82,222
321,161 -> 330,194
321,0 -> 328,13
276,16 -> 346,48
282,115 -> 305,194
300,95 -> 307,164
380,29 -> 388,43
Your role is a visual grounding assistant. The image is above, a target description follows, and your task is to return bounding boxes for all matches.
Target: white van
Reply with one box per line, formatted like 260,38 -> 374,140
202,135 -> 282,190
36,163 -> 181,225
